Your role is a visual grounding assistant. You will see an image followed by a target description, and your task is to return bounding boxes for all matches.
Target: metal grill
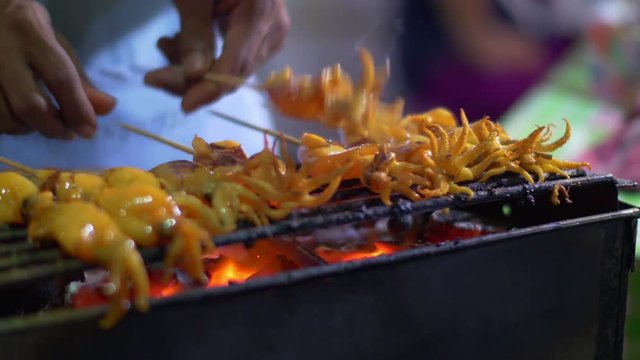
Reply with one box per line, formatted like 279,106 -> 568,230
0,169 -> 620,289
0,169 -> 637,360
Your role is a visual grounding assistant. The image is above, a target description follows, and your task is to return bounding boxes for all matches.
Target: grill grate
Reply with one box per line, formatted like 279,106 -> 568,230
0,169 -> 616,289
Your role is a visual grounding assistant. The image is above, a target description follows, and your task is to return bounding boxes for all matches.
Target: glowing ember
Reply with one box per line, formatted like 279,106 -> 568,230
315,242 -> 406,264
71,284 -> 108,308
424,210 -> 503,244
70,239 -> 303,309
149,271 -> 184,298
206,256 -> 256,288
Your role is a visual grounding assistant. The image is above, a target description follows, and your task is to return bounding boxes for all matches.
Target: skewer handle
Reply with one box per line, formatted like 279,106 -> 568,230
209,110 -> 302,146
203,73 -> 264,92
0,156 -> 39,176
120,124 -> 195,155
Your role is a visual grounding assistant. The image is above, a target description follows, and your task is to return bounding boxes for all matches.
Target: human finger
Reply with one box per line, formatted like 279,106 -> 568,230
28,32 -> 96,138
173,0 -> 216,79
55,31 -> 117,116
157,34 -> 181,64
181,0 -> 289,112
215,0 -> 289,77
144,66 -> 188,95
0,60 -> 72,139
0,90 -> 30,135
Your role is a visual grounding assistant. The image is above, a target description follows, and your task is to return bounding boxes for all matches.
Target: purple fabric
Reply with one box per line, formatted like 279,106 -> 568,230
408,39 -> 574,120
581,118 -> 640,181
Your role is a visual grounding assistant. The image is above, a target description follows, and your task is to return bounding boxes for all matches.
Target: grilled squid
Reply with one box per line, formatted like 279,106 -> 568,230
0,171 -> 38,224
40,171 -> 106,201
95,185 -> 212,283
102,167 -> 162,188
26,191 -> 150,329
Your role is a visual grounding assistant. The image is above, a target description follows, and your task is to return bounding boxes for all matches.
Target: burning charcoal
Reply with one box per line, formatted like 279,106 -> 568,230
248,255 -> 299,280
149,269 -> 185,298
205,255 -> 256,288
66,269 -> 111,308
69,284 -> 110,309
315,242 -> 407,264
423,209 -> 504,244
204,243 -> 249,262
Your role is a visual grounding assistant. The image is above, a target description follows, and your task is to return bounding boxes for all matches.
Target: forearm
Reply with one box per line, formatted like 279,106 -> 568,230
434,0 -> 502,46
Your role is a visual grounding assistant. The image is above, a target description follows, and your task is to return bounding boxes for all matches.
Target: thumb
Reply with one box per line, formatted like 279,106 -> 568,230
173,0 -> 216,79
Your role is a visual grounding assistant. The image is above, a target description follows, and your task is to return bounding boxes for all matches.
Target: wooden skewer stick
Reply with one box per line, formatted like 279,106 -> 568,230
209,110 -> 302,146
120,123 -> 195,155
0,156 -> 39,176
203,73 -> 265,92
167,65 -> 265,92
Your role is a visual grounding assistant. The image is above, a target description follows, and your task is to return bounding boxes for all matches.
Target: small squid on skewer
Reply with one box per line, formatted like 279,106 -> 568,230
25,191 -> 150,329
297,132 -> 378,181
96,185 -> 213,283
0,171 -> 38,225
236,136 -> 357,216
505,120 -> 591,182
38,167 -> 163,203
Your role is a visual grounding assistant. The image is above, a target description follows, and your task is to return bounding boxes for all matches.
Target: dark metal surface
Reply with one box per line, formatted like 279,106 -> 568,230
0,169 -> 607,288
0,207 -> 636,360
0,171 -> 636,360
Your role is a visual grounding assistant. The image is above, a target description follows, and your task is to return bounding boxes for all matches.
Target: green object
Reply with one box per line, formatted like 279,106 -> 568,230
500,42 -> 638,254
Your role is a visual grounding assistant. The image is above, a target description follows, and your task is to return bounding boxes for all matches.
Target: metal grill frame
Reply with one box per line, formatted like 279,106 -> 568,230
0,171 -> 637,360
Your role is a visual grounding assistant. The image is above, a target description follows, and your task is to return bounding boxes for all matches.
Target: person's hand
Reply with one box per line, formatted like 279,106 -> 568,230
436,0 -> 545,74
0,0 -> 116,138
144,0 -> 290,113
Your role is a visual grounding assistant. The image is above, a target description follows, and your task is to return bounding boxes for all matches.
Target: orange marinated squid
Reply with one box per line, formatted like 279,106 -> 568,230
237,137 -> 357,215
264,47 -> 399,145
0,171 -> 38,224
38,167 -> 162,203
264,62 -> 354,121
325,49 -> 407,145
468,115 -> 511,147
102,167 -> 162,188
199,171 -> 273,230
400,107 -> 458,133
418,119 -> 490,195
150,160 -> 214,196
359,145 -> 434,206
515,120 -> 590,181
35,162 -> 248,238
40,171 -> 106,201
95,185 -> 212,283
151,158 -> 272,230
341,96 -> 407,146
550,184 -> 572,206
25,191 -> 149,329
496,121 -> 590,182
297,132 -> 378,180
191,135 -> 248,168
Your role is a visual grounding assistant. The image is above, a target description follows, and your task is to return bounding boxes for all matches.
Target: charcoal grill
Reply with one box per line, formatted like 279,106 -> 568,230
0,170 -> 637,360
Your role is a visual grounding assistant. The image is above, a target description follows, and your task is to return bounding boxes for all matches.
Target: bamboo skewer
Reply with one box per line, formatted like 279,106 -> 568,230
0,156 -> 39,177
168,65 -> 264,92
203,73 -> 264,92
173,67 -> 303,146
120,124 -> 195,155
209,110 -> 302,146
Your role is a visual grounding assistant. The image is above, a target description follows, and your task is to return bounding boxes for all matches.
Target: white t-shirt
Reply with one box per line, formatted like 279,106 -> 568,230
0,0 -> 273,170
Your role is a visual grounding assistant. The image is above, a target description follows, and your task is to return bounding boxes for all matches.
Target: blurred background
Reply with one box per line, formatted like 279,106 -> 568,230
256,1 -> 640,358
259,0 -> 640,171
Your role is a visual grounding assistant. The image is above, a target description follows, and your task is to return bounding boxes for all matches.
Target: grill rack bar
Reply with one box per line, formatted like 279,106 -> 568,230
0,170 -> 612,288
